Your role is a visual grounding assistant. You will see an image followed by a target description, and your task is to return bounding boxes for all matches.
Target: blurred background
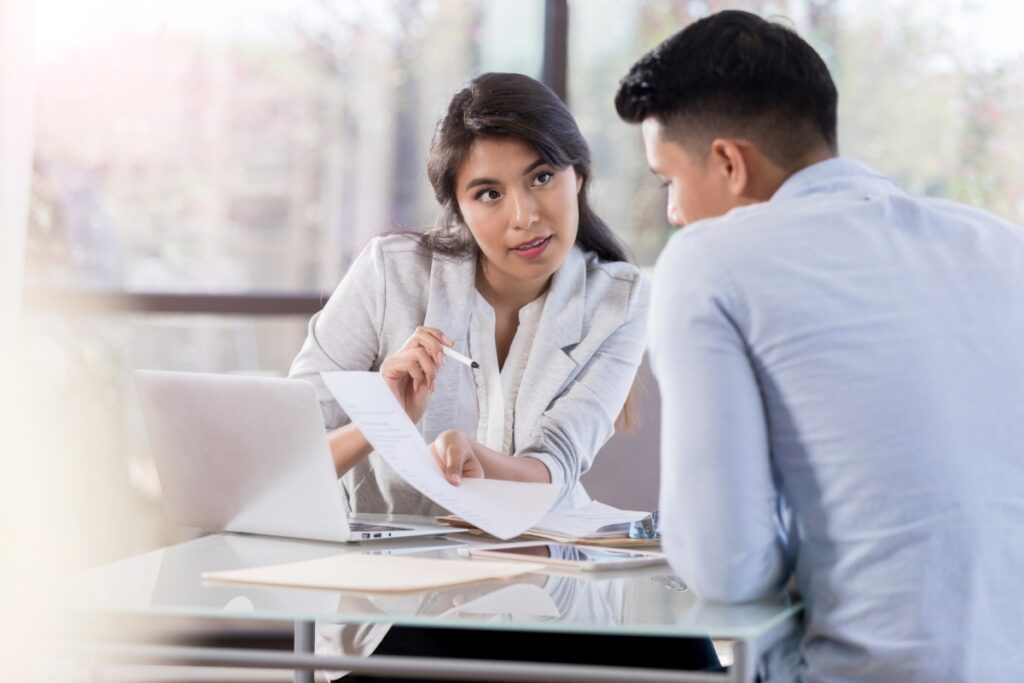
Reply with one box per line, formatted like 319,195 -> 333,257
5,0 -> 1024,586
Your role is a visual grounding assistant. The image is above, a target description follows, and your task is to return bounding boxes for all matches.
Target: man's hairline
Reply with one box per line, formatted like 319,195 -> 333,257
644,109 -> 836,171
643,112 -> 734,166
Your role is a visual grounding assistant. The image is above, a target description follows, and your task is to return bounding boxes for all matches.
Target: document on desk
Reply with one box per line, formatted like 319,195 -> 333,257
203,554 -> 545,593
530,500 -> 649,540
321,371 -> 559,540
438,500 -> 655,545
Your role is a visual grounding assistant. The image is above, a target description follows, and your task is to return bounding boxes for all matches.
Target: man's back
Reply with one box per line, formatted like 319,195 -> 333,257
651,158 -> 1024,682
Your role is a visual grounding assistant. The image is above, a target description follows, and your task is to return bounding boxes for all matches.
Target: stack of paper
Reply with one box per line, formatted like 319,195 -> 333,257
439,501 -> 655,546
202,554 -> 545,593
527,501 -> 650,542
321,372 -> 559,540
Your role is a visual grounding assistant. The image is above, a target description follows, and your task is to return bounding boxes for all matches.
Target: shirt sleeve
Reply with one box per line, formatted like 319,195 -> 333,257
288,238 -> 386,429
522,274 -> 651,506
650,234 -> 789,603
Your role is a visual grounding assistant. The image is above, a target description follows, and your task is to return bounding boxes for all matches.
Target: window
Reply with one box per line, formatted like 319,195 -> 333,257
22,0 -> 1024,559
570,0 -> 1024,264
29,0 -> 545,292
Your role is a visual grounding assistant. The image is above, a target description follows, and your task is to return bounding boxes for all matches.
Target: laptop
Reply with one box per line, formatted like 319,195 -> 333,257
134,370 -> 463,543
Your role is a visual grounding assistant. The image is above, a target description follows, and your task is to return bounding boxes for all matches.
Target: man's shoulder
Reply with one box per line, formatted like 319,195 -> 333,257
659,205 -> 775,273
913,194 -> 1024,237
654,194 -> 857,299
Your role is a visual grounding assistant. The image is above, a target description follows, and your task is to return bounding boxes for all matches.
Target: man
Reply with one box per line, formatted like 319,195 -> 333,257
616,10 -> 1024,683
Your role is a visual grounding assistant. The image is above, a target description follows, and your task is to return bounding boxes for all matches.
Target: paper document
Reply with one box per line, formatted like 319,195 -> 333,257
321,371 -> 559,540
438,500 -> 652,544
203,554 -> 544,593
531,501 -> 649,540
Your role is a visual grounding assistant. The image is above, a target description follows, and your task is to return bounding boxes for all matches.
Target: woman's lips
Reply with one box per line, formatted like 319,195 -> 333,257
510,235 -> 552,260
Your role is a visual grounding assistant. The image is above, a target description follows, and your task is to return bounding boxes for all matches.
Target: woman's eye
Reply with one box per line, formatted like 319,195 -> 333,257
532,171 -> 553,186
476,189 -> 500,202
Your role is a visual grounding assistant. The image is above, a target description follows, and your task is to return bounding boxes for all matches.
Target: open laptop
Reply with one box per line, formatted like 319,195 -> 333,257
134,370 -> 463,543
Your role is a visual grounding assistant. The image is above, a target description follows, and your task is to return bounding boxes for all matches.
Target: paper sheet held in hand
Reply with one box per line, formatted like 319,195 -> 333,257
321,371 -> 559,540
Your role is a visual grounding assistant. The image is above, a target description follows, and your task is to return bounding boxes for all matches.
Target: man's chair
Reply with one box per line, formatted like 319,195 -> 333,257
581,354 -> 661,512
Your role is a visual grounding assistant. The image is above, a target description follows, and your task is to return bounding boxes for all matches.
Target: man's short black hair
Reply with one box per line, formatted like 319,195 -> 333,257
615,10 -> 838,168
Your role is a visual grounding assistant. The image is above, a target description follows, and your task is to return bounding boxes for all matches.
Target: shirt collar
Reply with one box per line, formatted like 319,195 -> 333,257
472,284 -> 549,329
771,157 -> 900,203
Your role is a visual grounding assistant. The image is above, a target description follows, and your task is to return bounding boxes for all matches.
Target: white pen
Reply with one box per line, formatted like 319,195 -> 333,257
442,345 -> 480,370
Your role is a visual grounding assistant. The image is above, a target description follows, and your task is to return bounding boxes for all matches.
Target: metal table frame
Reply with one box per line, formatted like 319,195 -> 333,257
75,613 -> 798,683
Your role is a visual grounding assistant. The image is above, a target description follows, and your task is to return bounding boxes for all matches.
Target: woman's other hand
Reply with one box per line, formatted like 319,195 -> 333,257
429,429 -> 485,485
380,326 -> 452,423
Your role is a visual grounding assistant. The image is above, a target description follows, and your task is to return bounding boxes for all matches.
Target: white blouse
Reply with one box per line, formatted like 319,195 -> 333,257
453,289 -> 548,456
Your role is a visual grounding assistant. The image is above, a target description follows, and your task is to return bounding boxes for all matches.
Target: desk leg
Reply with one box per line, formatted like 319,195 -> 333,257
731,640 -> 755,683
294,620 -> 315,683
730,614 -> 799,683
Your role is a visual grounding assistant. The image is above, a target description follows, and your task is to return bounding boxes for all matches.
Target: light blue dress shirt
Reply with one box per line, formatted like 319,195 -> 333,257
650,158 -> 1024,682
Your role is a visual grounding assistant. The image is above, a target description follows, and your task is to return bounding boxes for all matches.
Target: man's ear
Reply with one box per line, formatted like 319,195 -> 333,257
709,138 -> 750,198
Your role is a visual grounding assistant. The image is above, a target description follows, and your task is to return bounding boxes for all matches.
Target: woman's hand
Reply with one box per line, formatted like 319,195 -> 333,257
429,429 -> 485,485
380,326 -> 452,424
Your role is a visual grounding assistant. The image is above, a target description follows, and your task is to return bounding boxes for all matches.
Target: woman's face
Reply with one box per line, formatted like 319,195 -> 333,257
454,137 -> 581,292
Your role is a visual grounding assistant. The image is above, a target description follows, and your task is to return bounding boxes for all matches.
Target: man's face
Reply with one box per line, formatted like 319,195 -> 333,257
641,117 -> 738,228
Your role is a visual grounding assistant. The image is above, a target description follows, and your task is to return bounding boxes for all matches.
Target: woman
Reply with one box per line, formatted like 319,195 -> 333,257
289,71 -> 648,512
292,72 -> 718,683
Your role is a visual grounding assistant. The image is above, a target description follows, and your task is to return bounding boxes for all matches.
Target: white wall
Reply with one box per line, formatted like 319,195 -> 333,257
0,2 -> 46,678
0,0 -> 32,353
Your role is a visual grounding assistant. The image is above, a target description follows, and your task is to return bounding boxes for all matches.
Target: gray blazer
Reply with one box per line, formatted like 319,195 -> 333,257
289,234 -> 650,515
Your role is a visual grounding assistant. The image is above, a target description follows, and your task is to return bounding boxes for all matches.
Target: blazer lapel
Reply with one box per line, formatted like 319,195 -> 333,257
421,251 -> 477,442
513,246 -> 586,451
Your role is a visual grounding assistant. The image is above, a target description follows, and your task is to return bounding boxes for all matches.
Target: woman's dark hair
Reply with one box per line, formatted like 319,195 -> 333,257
615,10 -> 838,168
424,72 -> 628,264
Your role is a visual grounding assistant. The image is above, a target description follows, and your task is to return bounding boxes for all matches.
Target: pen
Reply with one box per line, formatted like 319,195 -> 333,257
442,345 -> 480,370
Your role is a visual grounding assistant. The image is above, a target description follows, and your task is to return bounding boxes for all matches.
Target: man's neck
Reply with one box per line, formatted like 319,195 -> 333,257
771,147 -> 837,197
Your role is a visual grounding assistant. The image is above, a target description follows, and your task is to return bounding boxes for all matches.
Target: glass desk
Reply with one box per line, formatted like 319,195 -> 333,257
67,525 -> 802,683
